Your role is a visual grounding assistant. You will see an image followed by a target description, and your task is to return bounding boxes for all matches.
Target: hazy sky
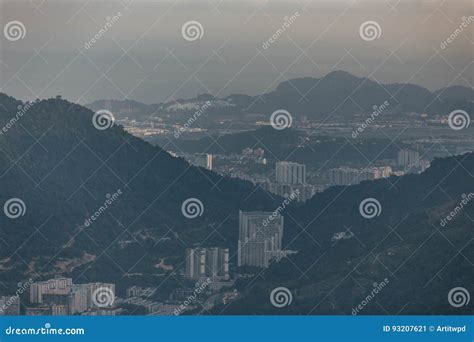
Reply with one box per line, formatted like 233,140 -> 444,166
0,0 -> 473,104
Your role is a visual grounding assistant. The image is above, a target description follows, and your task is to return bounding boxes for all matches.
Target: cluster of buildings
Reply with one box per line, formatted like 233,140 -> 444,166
275,161 -> 306,184
185,247 -> 229,280
118,286 -> 172,315
175,210 -> 292,314
397,149 -> 430,172
184,247 -> 235,293
328,149 -> 430,186
185,210 -> 292,274
4,212 -> 292,317
173,149 -> 270,185
172,147 -> 430,205
328,166 -> 393,186
185,209 -> 292,275
176,150 -> 316,203
262,161 -> 318,202
1,276 -> 208,316
175,149 -> 267,175
25,277 -> 118,316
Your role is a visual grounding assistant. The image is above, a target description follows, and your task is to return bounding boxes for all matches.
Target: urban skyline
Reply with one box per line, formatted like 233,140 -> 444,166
0,0 -> 472,322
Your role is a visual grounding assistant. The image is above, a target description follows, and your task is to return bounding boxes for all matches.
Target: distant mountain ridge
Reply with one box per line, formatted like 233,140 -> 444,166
86,70 -> 473,121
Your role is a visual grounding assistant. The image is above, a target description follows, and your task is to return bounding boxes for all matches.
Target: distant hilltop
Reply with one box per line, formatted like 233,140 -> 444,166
85,70 -> 474,121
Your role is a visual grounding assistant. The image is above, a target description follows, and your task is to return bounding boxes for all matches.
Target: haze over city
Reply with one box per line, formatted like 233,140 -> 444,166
0,0 -> 472,322
1,0 -> 473,104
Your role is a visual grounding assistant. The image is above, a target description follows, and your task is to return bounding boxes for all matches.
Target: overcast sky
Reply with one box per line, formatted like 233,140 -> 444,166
0,0 -> 473,104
